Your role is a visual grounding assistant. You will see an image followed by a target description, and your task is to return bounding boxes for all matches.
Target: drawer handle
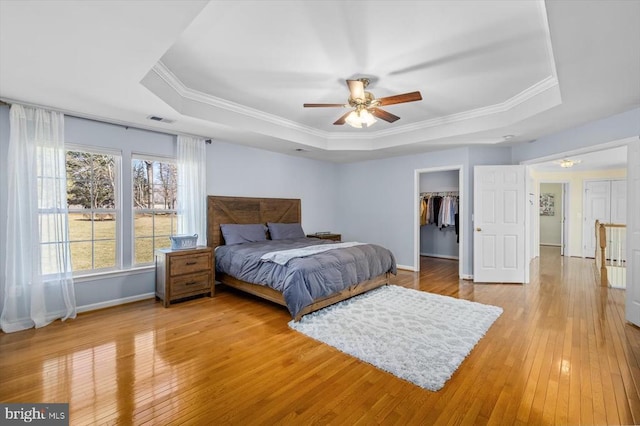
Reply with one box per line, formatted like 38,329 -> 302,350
185,261 -> 197,265
185,281 -> 198,286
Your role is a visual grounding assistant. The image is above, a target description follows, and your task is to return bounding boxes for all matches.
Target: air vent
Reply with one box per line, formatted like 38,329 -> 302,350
146,115 -> 174,124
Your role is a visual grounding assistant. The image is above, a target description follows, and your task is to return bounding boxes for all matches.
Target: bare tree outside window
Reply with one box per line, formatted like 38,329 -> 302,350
66,150 -> 119,272
133,157 -> 177,264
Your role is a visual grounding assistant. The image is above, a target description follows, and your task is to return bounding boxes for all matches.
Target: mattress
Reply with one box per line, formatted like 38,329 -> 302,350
215,237 -> 397,318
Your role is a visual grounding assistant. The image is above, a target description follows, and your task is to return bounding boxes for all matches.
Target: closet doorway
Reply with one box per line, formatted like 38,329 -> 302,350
414,166 -> 464,278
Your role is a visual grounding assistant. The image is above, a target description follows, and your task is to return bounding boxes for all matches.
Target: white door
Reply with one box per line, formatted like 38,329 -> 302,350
474,166 -> 527,283
561,184 -> 568,256
611,180 -> 627,224
583,181 -> 611,258
626,140 -> 640,326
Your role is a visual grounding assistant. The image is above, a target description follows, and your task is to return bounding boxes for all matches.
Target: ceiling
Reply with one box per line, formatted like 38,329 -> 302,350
0,0 -> 639,164
529,145 -> 628,173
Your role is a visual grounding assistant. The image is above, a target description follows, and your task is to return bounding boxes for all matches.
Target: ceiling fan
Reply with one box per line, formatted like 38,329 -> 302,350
303,78 -> 422,128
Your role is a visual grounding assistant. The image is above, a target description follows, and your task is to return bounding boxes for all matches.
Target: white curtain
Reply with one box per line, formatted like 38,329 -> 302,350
177,135 -> 207,246
1,104 -> 76,333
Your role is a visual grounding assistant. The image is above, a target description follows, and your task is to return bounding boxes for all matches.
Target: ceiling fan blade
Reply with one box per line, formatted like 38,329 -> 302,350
333,111 -> 352,125
347,79 -> 365,101
378,91 -> 423,106
370,108 -> 400,123
303,103 -> 346,108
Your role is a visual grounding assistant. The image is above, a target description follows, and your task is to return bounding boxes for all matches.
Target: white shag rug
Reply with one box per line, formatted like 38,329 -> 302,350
289,285 -> 503,391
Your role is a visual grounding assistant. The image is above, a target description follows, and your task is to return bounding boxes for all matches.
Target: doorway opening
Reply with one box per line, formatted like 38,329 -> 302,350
538,181 -> 570,257
413,165 -> 464,278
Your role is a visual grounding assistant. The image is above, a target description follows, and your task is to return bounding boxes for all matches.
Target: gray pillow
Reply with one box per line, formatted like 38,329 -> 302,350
267,222 -> 306,240
220,223 -> 267,245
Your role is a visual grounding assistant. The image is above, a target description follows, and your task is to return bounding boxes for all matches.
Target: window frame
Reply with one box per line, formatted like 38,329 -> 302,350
65,144 -> 123,276
131,153 -> 178,266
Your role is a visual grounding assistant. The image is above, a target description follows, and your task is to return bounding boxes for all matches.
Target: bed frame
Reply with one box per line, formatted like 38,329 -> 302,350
207,195 -> 389,320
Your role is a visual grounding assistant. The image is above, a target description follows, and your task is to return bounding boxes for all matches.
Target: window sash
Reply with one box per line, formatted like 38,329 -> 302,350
66,148 -> 122,275
131,156 -> 177,265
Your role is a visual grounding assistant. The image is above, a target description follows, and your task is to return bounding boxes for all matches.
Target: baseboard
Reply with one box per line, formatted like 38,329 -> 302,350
540,243 -> 561,247
461,274 -> 473,280
396,264 -> 417,272
76,292 -> 155,314
420,253 -> 460,260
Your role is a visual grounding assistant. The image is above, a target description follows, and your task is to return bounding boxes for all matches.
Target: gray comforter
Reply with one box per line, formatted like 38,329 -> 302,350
215,238 -> 397,318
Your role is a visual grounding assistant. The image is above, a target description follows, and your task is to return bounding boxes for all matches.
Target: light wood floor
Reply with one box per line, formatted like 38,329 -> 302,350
2,246 -> 640,425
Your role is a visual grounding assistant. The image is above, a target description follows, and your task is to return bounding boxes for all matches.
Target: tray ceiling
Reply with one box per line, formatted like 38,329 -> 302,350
1,0 -> 638,163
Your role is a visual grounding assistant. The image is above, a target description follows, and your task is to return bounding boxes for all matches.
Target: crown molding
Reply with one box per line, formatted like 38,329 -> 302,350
152,62 -> 328,138
151,61 -> 560,142
328,76 -> 559,140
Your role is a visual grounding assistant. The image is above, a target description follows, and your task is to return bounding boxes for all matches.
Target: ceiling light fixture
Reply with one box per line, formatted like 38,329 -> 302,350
559,159 -> 580,168
345,108 -> 377,128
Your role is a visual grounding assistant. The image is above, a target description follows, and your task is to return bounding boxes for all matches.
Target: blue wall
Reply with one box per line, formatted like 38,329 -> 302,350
0,105 -> 339,311
1,105 -> 638,310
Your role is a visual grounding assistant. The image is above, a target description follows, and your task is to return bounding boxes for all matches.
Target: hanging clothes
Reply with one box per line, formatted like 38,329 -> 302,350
420,197 -> 427,226
419,192 -> 460,242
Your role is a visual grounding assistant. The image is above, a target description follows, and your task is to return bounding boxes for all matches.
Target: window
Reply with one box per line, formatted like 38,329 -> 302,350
66,148 -> 120,273
132,156 -> 177,265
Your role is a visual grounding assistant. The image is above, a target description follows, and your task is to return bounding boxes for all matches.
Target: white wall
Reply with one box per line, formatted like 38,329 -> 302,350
539,183 -> 562,246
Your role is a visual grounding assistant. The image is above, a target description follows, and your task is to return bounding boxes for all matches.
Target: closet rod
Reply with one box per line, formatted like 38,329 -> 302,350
420,191 -> 459,197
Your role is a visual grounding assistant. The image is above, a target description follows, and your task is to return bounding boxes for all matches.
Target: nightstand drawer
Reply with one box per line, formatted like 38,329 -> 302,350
155,246 -> 214,307
171,272 -> 212,296
170,253 -> 211,276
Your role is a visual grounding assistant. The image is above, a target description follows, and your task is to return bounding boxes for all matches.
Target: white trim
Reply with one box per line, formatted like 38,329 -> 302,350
0,97 -> 211,141
153,60 -> 559,141
76,292 -> 155,313
537,179 -> 572,258
72,265 -> 154,283
151,62 -> 328,138
130,155 -> 179,266
396,264 -> 417,272
519,137 -> 637,166
460,274 -> 473,280
132,152 -> 177,163
64,146 -> 124,273
66,143 -> 122,157
420,253 -> 460,260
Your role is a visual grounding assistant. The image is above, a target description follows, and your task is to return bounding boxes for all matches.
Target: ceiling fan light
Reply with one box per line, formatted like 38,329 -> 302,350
345,109 -> 377,128
360,109 -> 377,127
345,111 -> 363,128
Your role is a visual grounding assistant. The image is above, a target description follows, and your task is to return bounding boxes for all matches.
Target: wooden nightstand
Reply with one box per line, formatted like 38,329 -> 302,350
155,246 -> 213,307
307,233 -> 341,242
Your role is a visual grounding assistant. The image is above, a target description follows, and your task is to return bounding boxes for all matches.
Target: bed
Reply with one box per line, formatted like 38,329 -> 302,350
207,195 -> 396,320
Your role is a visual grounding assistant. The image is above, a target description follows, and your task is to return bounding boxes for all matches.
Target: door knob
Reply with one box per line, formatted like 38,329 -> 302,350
476,227 -> 482,232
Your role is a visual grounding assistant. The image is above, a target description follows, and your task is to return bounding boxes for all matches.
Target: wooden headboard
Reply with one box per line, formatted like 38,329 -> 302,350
207,196 -> 301,250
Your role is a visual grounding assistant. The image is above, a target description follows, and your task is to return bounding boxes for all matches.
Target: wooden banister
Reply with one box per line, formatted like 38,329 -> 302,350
595,221 -> 627,288
597,221 -> 608,286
